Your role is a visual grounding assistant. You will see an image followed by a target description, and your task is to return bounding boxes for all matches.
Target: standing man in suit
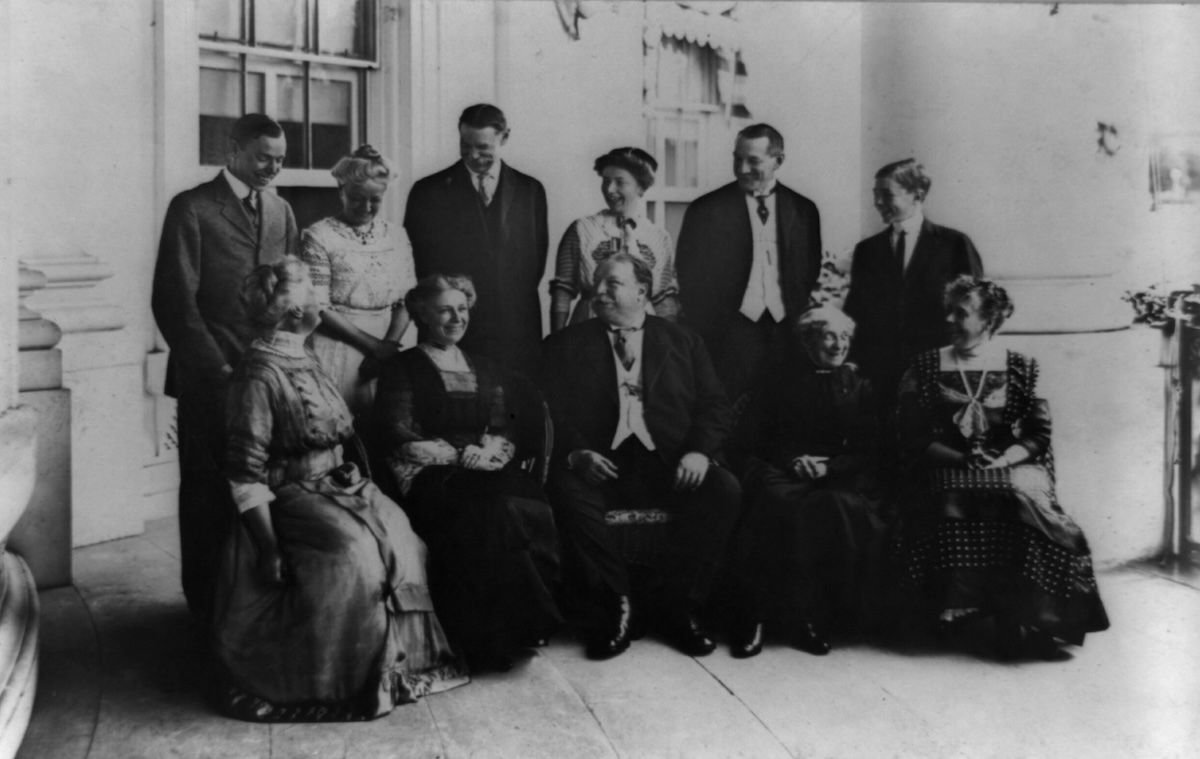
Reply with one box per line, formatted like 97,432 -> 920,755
404,104 -> 549,371
152,113 -> 299,621
542,253 -> 742,661
843,159 -> 984,401
676,123 -> 823,401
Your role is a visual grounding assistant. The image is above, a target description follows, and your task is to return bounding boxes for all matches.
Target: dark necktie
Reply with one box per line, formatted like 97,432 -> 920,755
476,172 -> 493,206
617,216 -> 636,252
243,191 -> 259,223
894,228 -> 906,274
755,195 -> 769,225
611,327 -> 637,371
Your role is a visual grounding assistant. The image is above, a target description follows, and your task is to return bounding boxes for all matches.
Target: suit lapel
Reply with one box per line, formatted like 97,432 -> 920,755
496,163 -> 515,245
214,175 -> 258,246
904,219 -> 937,283
452,160 -> 488,229
641,318 -> 671,400
591,321 -> 619,401
774,186 -> 795,259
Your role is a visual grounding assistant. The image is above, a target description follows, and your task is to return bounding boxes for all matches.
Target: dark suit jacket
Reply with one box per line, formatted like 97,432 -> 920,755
541,316 -> 733,468
843,219 -> 983,391
404,160 -> 549,371
675,181 -> 822,352
152,173 -> 299,398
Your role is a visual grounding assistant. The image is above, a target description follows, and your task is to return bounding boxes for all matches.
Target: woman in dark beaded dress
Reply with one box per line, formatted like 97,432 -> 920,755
214,258 -> 466,723
897,275 -> 1108,659
375,274 -> 562,672
727,306 -> 887,658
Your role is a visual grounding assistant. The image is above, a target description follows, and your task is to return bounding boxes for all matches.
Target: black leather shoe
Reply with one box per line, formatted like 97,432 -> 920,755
671,610 -> 717,657
586,595 -> 634,660
789,620 -> 831,656
730,620 -> 764,659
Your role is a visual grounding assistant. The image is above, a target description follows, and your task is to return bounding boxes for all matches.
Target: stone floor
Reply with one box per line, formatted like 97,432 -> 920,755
15,517 -> 1200,759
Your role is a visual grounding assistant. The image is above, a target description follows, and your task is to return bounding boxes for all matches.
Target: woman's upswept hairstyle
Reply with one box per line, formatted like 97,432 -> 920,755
875,158 -> 932,201
593,147 -> 659,192
405,274 -> 478,325
331,144 -> 394,186
944,275 -> 1015,335
242,257 -> 310,329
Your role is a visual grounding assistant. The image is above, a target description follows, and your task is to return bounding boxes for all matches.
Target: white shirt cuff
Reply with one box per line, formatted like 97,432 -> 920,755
230,481 -> 275,514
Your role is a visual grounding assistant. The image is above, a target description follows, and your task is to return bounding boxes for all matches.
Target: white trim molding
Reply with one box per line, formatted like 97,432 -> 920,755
18,254 -> 123,336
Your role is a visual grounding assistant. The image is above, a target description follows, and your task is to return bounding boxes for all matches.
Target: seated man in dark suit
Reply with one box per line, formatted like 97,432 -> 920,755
542,253 -> 742,660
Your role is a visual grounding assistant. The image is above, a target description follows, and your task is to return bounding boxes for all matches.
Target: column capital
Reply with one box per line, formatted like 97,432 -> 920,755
18,253 -> 123,335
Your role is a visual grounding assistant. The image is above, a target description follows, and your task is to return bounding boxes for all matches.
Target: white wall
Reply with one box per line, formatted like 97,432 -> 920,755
861,3 -> 1198,565
863,3 -> 1200,330
5,0 -> 1184,565
11,0 -> 157,545
0,0 -> 15,411
736,2 -> 864,261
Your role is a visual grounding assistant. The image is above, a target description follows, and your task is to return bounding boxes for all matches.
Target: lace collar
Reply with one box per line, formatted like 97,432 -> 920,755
255,331 -> 308,358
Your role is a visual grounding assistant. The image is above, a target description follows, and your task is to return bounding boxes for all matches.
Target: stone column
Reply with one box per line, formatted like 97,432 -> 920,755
12,268 -> 71,589
0,1 -> 41,752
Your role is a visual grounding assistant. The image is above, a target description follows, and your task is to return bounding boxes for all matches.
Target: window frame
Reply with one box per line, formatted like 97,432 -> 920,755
195,0 -> 381,187
642,32 -> 737,233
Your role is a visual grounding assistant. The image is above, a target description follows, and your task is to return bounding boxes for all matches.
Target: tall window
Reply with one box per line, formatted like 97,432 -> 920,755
197,0 -> 377,175
642,27 -> 748,243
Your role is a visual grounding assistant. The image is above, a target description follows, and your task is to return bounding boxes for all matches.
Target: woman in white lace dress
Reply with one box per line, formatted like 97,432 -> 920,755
301,145 -> 416,418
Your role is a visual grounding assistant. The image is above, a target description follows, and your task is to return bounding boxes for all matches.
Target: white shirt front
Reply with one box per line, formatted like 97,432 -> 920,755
739,181 -> 786,322
891,210 -> 925,273
222,167 -> 255,207
607,316 -> 656,451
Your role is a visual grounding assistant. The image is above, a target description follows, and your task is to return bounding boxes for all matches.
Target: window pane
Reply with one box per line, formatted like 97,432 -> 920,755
662,117 -> 699,188
256,0 -> 307,50
311,75 -> 352,169
277,74 -> 307,168
199,65 -> 264,165
319,0 -> 369,59
197,0 -> 243,41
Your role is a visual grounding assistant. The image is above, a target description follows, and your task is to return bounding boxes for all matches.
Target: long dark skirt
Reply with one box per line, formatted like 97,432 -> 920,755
900,463 -> 1110,645
732,465 -> 888,630
404,466 -> 562,657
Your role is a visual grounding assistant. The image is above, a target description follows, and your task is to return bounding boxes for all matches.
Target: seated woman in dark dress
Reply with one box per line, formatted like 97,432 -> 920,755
897,275 -> 1109,659
727,306 -> 887,658
214,258 -> 467,723
375,274 -> 562,672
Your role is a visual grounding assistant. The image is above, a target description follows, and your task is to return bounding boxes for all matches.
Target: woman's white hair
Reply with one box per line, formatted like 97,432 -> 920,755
794,305 -> 856,340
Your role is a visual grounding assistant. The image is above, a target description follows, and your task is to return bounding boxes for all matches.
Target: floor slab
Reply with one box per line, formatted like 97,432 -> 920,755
16,519 -> 1200,759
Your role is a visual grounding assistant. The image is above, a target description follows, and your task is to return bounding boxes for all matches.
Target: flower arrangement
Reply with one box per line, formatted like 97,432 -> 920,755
1122,285 -> 1200,331
808,248 -> 852,309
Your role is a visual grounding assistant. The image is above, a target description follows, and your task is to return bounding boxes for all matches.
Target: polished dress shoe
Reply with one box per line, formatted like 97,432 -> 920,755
789,620 -> 831,656
586,594 -> 634,660
729,620 -> 764,659
671,610 -> 717,657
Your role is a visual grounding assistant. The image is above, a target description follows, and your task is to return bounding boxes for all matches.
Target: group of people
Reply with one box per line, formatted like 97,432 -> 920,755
152,106 -> 1108,723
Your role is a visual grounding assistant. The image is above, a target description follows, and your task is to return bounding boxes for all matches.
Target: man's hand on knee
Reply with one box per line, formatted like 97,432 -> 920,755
568,449 -> 620,485
673,452 -> 710,492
